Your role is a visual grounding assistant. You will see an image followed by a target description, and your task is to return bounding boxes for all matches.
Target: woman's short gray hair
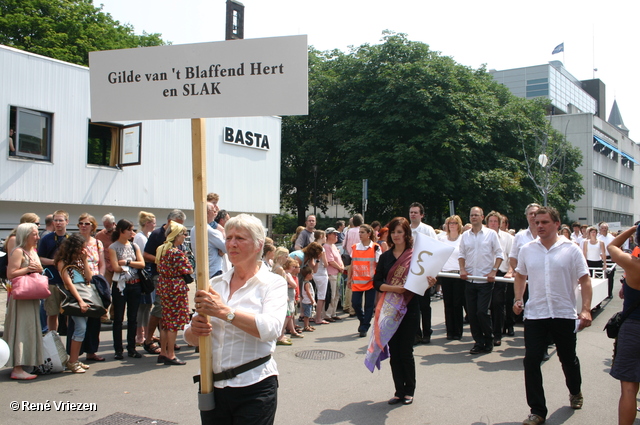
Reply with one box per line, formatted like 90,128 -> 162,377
15,223 -> 38,249
225,214 -> 265,258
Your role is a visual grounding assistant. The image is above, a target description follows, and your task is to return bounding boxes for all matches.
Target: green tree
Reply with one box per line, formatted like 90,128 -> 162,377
281,48 -> 343,224
0,0 -> 165,66
281,32 -> 584,228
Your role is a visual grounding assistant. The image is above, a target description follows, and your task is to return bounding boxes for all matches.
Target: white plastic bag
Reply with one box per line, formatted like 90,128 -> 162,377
31,331 -> 69,374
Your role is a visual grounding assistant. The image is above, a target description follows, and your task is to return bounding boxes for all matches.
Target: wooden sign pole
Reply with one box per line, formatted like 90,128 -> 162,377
191,118 -> 214,404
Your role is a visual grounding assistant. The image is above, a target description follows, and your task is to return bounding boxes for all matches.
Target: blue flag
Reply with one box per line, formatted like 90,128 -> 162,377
552,42 -> 564,55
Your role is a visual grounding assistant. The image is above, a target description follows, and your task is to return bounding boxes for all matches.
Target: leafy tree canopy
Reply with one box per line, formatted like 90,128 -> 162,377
281,32 -> 584,229
0,0 -> 165,66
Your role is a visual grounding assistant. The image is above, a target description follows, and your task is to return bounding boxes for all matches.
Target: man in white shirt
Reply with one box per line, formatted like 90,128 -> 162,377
570,222 -> 583,246
409,202 -> 437,344
486,211 -> 514,345
409,202 -> 437,240
597,221 -> 616,298
459,206 -> 503,354
509,203 -> 541,272
513,206 -> 592,425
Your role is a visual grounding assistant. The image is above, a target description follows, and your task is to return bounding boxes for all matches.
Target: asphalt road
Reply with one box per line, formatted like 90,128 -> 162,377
0,278 -> 636,425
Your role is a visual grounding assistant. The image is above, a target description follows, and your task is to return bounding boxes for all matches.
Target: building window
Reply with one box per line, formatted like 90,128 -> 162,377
9,106 -> 52,161
593,209 -> 634,227
622,156 -> 635,170
87,121 -> 142,167
593,173 -> 633,198
593,137 -> 618,162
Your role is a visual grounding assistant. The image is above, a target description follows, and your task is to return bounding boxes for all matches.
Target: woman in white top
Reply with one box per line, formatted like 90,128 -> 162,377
437,215 -> 466,340
582,226 -> 606,277
313,230 -> 330,325
186,214 -> 286,424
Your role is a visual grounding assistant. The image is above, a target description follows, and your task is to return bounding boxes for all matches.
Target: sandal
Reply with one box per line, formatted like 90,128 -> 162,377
66,361 -> 86,373
303,326 -> 314,332
143,341 -> 161,354
86,354 -> 105,362
290,333 -> 304,338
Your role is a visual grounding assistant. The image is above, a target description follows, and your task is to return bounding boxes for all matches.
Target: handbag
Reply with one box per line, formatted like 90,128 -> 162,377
10,249 -> 51,299
11,272 -> 51,299
59,266 -> 107,318
604,296 -> 640,339
91,274 -> 112,309
138,267 -> 155,294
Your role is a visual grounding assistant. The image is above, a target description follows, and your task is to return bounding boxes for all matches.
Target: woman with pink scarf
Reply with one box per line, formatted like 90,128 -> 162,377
365,217 -> 435,405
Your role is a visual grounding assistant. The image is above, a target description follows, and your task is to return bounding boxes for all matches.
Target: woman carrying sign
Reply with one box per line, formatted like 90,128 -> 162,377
365,217 -> 435,405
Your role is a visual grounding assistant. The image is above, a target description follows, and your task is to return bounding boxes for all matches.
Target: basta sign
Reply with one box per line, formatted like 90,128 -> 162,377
223,127 -> 270,151
89,35 -> 308,121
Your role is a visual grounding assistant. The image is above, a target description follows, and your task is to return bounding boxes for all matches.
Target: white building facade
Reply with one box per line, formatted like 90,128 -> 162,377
0,45 -> 282,236
491,62 -> 639,226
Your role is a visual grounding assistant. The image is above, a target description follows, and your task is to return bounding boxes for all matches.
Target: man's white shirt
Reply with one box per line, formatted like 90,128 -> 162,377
516,237 -> 589,320
458,226 -> 504,282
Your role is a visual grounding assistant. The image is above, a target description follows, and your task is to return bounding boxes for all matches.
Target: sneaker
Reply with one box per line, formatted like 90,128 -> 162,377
522,414 -> 545,425
569,392 -> 583,409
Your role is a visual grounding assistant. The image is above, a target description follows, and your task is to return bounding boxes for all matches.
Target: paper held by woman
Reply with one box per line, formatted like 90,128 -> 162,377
403,233 -> 454,296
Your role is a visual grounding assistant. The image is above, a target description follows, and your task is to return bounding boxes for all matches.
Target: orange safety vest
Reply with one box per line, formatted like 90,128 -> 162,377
350,243 -> 379,292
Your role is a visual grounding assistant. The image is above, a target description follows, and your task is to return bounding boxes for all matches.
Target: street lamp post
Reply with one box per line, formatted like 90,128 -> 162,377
313,165 -> 318,216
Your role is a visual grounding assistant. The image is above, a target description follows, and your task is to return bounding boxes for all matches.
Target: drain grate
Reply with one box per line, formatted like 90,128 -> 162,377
85,412 -> 177,425
295,349 -> 345,360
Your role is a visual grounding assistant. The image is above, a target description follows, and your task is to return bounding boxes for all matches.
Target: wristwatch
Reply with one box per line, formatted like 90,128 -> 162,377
226,309 -> 236,324
491,267 -> 498,271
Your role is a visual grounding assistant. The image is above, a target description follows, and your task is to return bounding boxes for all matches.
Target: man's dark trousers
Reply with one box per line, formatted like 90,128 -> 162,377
465,281 -> 494,348
523,318 -> 581,419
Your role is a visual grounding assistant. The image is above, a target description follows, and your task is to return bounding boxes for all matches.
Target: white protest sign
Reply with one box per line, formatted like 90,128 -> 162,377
404,233 -> 454,296
89,35 -> 308,121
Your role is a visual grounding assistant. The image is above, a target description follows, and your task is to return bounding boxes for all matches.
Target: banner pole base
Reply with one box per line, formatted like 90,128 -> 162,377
198,391 -> 215,411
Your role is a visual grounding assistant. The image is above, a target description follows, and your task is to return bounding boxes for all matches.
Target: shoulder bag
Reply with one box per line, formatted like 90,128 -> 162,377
139,267 -> 155,294
604,296 -> 640,339
10,249 -> 51,300
59,265 -> 106,318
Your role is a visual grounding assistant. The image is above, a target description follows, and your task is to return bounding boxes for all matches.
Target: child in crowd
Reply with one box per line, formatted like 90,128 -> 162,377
283,258 -> 304,338
300,265 -> 316,332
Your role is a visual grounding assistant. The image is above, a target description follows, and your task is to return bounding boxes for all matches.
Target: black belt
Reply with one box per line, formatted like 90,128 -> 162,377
193,355 -> 271,384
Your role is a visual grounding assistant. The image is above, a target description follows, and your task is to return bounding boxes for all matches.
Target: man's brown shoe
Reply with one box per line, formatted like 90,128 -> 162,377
522,414 -> 545,425
570,392 -> 583,409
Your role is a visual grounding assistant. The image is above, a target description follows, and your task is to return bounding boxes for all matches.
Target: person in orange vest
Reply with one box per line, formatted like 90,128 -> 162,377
347,224 -> 381,337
